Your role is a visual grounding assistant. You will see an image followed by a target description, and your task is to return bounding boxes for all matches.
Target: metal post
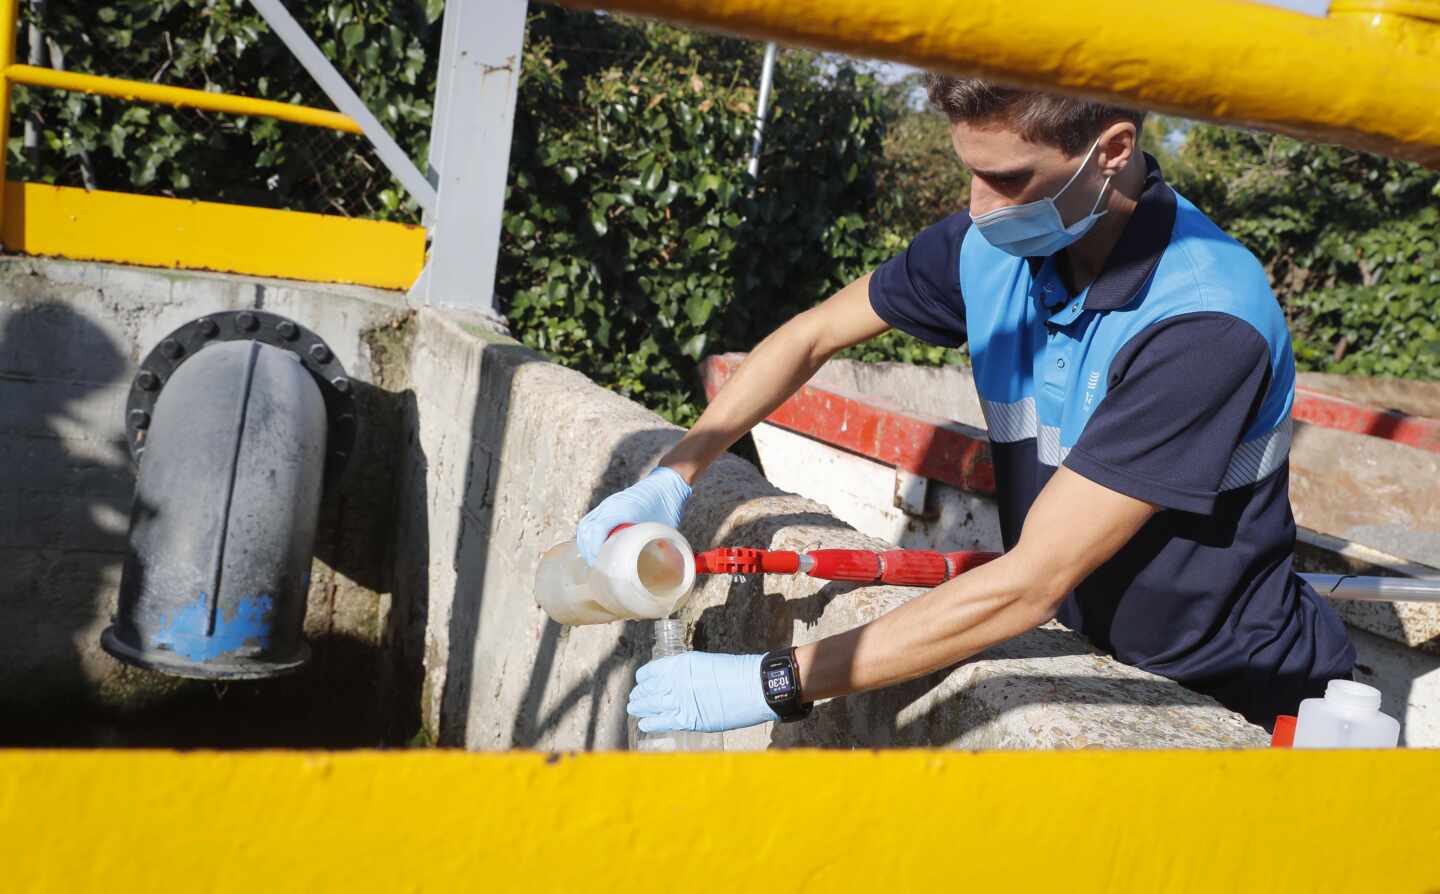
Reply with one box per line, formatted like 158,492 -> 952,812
409,0 -> 526,323
0,0 -> 17,242
245,0 -> 436,216
22,0 -> 41,165
746,42 -> 778,180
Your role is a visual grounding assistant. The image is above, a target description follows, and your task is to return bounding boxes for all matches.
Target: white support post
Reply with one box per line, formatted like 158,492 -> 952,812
746,42 -> 778,180
408,0 -> 526,323
246,0 -> 437,215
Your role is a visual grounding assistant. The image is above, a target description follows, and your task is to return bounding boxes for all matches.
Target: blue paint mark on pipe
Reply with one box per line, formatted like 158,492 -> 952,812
153,592 -> 275,661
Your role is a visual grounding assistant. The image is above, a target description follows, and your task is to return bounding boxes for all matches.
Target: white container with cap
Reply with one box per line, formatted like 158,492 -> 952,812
534,522 -> 696,626
1291,679 -> 1400,749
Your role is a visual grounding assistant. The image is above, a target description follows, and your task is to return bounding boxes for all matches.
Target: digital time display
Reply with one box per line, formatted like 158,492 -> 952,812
764,666 -> 793,697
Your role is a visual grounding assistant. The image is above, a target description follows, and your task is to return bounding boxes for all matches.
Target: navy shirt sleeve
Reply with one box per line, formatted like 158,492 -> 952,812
1063,312 -> 1273,515
867,212 -> 970,348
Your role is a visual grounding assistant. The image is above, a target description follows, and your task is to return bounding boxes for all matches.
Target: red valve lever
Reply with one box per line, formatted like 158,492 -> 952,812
693,545 -> 1001,586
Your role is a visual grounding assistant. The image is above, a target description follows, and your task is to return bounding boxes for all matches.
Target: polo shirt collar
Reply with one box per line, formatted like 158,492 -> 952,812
1081,153 -> 1177,311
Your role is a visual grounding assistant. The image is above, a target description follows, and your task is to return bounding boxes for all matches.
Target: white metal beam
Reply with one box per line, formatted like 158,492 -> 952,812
409,0 -> 526,321
246,0 -> 437,215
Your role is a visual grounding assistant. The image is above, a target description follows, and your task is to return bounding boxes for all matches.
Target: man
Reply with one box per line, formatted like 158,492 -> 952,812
581,77 -> 1356,736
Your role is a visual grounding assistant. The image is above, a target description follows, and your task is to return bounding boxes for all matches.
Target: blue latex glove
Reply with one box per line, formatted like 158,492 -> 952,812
577,466 -> 691,565
627,651 -> 779,733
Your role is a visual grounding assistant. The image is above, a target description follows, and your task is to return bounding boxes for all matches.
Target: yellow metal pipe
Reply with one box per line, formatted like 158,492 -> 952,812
556,0 -> 1440,168
4,749 -> 1440,893
1331,0 -> 1440,55
5,64 -> 363,134
0,0 -> 18,240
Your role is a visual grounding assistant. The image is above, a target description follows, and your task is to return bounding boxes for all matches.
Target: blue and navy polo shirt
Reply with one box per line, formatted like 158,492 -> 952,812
868,155 -> 1355,725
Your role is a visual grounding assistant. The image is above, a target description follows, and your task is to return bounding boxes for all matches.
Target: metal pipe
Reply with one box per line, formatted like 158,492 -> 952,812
0,0 -> 18,243
6,63 -> 362,133
244,0 -> 437,215
1301,574 -> 1440,603
553,0 -> 1440,168
746,41 -> 778,179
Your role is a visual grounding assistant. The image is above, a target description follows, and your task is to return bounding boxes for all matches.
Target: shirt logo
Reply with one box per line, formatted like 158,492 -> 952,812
1084,370 -> 1101,409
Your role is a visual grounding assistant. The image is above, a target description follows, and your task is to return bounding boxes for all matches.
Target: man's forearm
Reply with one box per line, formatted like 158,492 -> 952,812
794,552 -> 1059,701
662,274 -> 881,484
794,466 -> 1157,703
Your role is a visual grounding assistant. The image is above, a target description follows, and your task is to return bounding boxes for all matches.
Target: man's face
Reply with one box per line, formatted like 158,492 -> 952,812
951,122 -> 1099,225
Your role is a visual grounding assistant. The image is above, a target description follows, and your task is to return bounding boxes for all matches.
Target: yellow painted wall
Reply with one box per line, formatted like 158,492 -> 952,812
2,182 -> 425,291
2,749 -> 1439,892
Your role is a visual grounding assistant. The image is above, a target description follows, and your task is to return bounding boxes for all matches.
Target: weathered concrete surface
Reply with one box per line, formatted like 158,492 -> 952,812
1299,372 -> 1440,420
1288,420 -> 1440,568
0,257 -> 422,745
408,317 -> 1265,750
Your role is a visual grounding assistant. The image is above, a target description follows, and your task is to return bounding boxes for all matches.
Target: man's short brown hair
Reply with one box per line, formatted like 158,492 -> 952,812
925,75 -> 1146,157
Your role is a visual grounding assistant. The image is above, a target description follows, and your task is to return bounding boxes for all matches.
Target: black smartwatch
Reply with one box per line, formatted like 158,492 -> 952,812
760,648 -> 813,722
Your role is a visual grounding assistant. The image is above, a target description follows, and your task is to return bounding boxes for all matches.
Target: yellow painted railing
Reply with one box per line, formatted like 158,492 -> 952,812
0,0 -> 423,288
5,749 -> 1440,893
559,0 -> 1440,168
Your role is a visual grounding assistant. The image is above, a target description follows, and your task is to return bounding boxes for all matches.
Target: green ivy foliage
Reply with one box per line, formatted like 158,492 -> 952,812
498,9 -> 923,423
1169,127 -> 1440,379
9,0 -> 441,219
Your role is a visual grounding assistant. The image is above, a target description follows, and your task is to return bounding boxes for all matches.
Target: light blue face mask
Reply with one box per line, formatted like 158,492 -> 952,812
971,139 -> 1111,258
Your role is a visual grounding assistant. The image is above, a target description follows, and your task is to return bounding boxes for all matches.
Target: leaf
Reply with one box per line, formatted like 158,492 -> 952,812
680,333 -> 708,360
684,295 -> 714,326
342,23 -> 364,50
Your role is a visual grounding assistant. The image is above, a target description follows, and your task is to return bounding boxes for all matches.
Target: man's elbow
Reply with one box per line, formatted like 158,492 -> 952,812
1003,554 -> 1074,628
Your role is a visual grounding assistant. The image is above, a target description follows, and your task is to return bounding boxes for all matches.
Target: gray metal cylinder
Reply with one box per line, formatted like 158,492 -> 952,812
102,339 -> 328,679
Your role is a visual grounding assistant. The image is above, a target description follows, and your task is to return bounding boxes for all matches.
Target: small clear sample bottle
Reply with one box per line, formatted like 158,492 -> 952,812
629,618 -> 716,752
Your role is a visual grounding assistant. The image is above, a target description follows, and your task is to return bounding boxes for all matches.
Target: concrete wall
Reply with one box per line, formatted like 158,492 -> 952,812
0,257 -> 424,745
404,315 -> 1266,750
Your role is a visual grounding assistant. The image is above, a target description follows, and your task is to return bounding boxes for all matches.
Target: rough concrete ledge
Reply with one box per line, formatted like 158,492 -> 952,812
411,313 -> 1266,751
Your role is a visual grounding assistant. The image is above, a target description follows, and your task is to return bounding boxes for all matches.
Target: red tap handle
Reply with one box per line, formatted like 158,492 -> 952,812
695,547 -> 801,575
806,548 -> 1000,585
692,544 -> 1001,587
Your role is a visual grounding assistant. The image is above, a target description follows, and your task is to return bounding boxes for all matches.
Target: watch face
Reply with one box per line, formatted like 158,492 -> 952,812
764,665 -> 796,701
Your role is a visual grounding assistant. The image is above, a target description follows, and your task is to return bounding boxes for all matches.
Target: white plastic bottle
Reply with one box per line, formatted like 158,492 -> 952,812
534,523 -> 696,626
1292,680 -> 1401,748
629,619 -> 709,752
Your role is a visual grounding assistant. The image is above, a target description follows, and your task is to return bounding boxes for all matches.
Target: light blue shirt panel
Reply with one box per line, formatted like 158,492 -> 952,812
957,190 -> 1295,450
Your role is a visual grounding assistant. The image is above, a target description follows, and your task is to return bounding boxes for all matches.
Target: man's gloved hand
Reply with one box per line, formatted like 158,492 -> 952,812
627,651 -> 779,733
577,466 -> 691,565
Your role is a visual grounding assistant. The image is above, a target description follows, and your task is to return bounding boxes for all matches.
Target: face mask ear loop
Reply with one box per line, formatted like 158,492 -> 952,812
1086,174 -> 1114,218
1054,138 -> 1102,200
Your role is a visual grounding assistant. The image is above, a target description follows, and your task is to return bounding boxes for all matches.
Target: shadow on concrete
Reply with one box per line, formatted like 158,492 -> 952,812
0,302 -> 131,741
503,427 -> 686,750
0,303 -> 430,747
436,342 -> 546,747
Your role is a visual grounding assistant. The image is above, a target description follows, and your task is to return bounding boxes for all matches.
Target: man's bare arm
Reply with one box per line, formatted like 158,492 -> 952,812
796,466 -> 1158,701
660,274 -> 889,485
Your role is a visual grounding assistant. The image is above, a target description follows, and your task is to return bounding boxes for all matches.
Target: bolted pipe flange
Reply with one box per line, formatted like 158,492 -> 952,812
124,310 -> 359,488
